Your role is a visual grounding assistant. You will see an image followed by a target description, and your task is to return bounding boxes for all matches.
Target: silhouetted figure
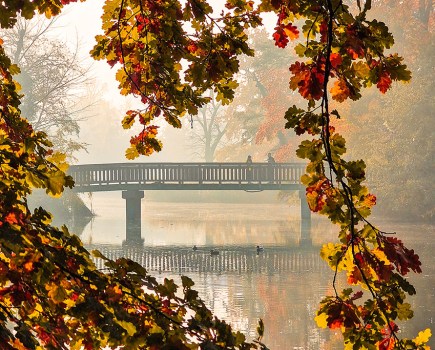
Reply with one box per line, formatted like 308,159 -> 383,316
210,249 -> 220,256
246,155 -> 253,182
193,245 -> 198,251
267,153 -> 275,183
256,245 -> 264,254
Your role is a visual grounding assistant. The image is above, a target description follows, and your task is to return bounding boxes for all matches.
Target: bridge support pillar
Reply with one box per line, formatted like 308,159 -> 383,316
299,189 -> 312,243
122,190 -> 144,246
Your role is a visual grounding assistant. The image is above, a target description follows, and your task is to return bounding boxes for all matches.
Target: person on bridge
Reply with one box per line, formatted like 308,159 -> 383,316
267,153 -> 275,163
246,155 -> 253,182
267,153 -> 275,183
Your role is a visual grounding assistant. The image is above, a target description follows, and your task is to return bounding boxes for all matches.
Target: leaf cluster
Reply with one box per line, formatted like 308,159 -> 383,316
91,0 -> 262,158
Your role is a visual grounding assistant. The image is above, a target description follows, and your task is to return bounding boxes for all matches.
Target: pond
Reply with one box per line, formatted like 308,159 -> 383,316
73,192 -> 434,349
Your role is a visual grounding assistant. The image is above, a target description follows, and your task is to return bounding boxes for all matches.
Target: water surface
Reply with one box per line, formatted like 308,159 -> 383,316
75,193 -> 434,349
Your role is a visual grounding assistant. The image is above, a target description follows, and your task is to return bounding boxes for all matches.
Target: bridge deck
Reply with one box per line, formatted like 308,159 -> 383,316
69,162 -> 306,192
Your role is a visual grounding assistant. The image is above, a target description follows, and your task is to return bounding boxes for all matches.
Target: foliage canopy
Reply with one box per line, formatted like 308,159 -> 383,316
0,0 -> 432,349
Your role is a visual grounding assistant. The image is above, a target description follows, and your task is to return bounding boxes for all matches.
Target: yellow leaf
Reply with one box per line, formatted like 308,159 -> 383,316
125,146 -> 139,160
414,328 -> 432,346
46,171 -> 66,197
116,68 -> 126,83
372,248 -> 390,265
352,61 -> 370,79
320,242 -> 346,271
314,312 -> 328,328
46,283 -> 67,304
47,152 -> 69,172
330,79 -> 350,102
9,64 -> 21,75
117,320 -> 137,336
28,303 -> 44,318
26,171 -> 44,189
70,339 -> 83,350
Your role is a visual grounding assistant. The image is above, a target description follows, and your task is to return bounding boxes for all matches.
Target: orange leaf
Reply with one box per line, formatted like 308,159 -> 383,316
5,212 -> 18,225
330,79 -> 350,102
24,261 -> 34,272
283,23 -> 299,40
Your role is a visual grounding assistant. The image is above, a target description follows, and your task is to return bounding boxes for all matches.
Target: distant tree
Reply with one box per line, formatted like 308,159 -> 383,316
1,15 -> 91,158
188,91 -> 227,162
344,0 -> 434,221
217,28 -> 300,162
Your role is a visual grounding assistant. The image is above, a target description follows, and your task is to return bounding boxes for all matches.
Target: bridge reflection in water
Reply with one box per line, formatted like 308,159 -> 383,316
88,244 -> 328,274
86,242 -> 333,349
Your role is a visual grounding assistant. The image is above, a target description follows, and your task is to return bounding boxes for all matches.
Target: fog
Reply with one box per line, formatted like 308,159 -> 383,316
4,2 -> 433,348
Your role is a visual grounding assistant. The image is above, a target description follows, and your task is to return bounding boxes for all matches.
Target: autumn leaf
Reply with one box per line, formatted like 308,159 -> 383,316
4,212 -> 19,225
330,53 -> 342,69
46,170 -> 68,197
377,71 -> 392,93
330,79 -> 350,102
46,283 -> 67,304
273,23 -> 299,48
283,23 -> 299,40
314,312 -> 328,328
414,329 -> 432,346
116,320 -> 137,337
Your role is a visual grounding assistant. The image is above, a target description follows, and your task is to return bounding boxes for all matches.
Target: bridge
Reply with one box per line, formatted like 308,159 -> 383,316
69,162 -> 310,243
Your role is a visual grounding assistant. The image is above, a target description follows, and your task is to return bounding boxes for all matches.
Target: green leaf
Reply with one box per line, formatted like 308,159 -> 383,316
181,275 -> 195,289
294,43 -> 306,57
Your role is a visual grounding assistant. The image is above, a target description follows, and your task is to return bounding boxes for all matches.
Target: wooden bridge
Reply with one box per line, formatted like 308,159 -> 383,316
68,163 -> 310,244
68,162 -> 306,192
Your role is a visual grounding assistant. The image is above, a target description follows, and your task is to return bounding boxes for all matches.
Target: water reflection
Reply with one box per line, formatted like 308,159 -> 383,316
76,194 -> 434,349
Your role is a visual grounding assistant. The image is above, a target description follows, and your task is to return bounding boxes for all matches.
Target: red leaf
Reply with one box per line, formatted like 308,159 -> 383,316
377,71 -> 392,93
330,53 -> 343,69
273,23 -> 299,48
289,62 -> 324,100
378,236 -> 422,275
273,26 -> 289,48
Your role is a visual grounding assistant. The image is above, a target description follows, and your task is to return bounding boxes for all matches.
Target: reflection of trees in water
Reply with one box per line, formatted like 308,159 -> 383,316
174,268 -> 335,349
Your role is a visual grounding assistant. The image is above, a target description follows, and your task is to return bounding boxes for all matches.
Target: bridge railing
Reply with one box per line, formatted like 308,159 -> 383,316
69,163 -> 306,188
